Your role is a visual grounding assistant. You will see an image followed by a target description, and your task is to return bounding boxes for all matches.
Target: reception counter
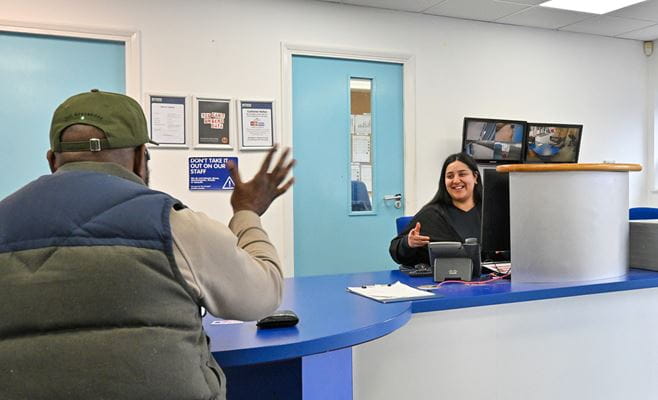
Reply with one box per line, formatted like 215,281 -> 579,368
205,268 -> 658,399
496,163 -> 641,283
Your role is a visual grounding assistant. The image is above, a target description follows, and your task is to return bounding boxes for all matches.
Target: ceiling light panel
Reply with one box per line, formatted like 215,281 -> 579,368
540,0 -> 647,14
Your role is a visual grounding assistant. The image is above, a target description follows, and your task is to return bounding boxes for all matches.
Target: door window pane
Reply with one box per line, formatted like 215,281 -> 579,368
350,78 -> 373,213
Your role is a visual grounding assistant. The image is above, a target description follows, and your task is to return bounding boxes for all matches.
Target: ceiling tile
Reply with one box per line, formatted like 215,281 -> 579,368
560,15 -> 655,36
310,0 -> 658,41
495,0 -> 548,5
497,6 -> 593,29
608,0 -> 658,22
615,23 -> 658,40
424,0 -> 529,21
341,0 -> 444,12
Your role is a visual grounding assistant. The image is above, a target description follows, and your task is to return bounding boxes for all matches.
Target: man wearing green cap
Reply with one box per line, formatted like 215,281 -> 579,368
0,90 -> 294,399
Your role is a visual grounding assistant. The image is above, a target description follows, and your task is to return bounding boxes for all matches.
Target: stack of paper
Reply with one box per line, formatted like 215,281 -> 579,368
347,281 -> 435,303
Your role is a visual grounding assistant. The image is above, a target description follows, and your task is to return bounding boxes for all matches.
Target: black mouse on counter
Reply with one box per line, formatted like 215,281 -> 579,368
256,310 -> 299,329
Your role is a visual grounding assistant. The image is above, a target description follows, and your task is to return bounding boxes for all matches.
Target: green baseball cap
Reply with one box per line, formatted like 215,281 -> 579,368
50,89 -> 156,152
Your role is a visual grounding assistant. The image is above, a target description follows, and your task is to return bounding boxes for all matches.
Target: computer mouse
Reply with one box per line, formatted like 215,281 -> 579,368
256,310 -> 299,329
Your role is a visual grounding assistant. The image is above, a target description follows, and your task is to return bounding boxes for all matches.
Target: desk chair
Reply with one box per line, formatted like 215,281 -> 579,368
395,215 -> 413,235
629,207 -> 658,220
351,181 -> 372,211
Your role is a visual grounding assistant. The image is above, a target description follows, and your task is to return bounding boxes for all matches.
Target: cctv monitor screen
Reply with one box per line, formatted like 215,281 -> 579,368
462,117 -> 527,164
525,123 -> 583,163
480,168 -> 510,262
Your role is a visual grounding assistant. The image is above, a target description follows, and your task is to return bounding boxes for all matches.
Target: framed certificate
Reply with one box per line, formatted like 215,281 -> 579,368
238,100 -> 275,150
145,93 -> 190,148
194,97 -> 232,149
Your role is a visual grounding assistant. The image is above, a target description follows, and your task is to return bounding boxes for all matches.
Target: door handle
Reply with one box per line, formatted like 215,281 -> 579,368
383,193 -> 402,201
383,193 -> 402,209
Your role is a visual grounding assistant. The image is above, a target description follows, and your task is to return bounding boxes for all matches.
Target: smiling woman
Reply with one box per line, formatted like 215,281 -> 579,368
389,152 -> 482,267
445,159 -> 479,210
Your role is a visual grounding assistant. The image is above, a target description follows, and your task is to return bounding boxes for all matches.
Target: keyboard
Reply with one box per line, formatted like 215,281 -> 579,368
408,268 -> 432,277
400,264 -> 433,277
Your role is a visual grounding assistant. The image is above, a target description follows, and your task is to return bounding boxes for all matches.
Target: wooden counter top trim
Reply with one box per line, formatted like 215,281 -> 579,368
496,163 -> 642,173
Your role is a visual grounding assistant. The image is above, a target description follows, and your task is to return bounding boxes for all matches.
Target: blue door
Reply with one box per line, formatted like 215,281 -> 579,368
0,32 -> 125,199
293,56 -> 404,276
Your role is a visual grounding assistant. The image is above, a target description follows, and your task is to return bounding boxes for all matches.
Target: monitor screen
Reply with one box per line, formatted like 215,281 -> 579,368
462,117 -> 527,164
480,168 -> 510,262
525,123 -> 583,163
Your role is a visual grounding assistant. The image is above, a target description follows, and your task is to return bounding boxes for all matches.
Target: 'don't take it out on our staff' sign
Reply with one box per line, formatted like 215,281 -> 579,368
189,157 -> 237,191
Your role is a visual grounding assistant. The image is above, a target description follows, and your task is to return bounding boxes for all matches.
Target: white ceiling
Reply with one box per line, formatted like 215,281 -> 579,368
313,0 -> 658,41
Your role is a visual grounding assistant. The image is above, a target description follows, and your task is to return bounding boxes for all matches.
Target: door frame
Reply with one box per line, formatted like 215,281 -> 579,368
281,43 -> 417,275
0,19 -> 140,98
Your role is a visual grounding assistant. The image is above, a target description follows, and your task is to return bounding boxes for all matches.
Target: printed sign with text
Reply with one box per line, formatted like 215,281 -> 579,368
189,157 -> 237,190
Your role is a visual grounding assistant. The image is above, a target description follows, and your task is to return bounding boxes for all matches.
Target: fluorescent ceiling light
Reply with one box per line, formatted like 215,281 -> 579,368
539,0 -> 646,14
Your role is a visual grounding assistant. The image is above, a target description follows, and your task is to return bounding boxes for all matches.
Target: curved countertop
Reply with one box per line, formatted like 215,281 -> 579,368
204,271 -> 412,367
205,268 -> 658,367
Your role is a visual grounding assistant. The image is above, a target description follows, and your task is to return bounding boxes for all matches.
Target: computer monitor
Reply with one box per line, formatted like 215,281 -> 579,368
480,168 -> 510,262
462,117 -> 527,164
524,123 -> 583,163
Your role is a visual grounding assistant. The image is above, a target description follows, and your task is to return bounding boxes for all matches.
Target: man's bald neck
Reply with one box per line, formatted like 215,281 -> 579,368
47,124 -> 148,184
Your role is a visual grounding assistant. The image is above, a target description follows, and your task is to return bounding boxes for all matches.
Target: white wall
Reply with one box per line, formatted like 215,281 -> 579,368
3,0 -> 651,275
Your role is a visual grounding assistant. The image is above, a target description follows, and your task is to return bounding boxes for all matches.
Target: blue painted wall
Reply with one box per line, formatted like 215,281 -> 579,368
0,32 -> 125,199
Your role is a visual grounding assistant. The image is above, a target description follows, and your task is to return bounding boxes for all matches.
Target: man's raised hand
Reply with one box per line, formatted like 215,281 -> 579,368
228,145 -> 295,216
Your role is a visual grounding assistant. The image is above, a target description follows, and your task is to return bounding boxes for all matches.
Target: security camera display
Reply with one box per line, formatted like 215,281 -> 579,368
462,118 -> 526,164
525,123 -> 582,163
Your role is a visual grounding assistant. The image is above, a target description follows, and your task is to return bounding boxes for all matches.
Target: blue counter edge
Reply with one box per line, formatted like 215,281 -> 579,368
211,268 -> 658,367
214,306 -> 411,367
410,268 -> 658,313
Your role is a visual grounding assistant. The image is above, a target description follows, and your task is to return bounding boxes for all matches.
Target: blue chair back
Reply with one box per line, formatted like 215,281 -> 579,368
351,180 -> 372,211
629,207 -> 658,220
396,216 -> 413,234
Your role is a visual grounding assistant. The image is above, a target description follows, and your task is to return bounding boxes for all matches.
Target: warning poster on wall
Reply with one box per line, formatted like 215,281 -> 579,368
189,157 -> 237,190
